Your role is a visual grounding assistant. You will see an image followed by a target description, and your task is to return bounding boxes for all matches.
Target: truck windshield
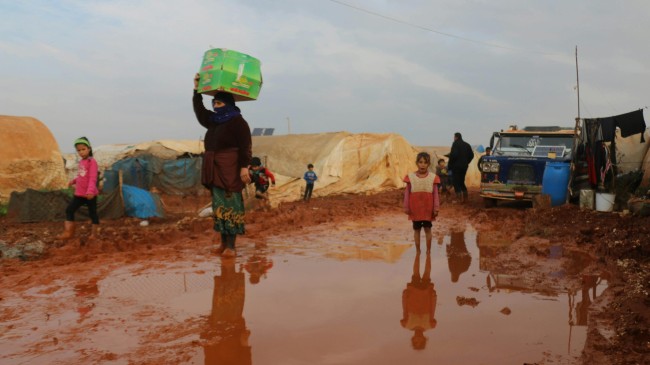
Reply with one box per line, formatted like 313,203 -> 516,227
496,134 -> 574,156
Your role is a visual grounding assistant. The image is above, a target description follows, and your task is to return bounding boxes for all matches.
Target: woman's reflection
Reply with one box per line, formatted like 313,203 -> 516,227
201,258 -> 252,365
447,230 -> 471,283
400,252 -> 437,350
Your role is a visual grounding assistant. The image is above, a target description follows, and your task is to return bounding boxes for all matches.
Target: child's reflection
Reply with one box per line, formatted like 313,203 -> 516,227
400,252 -> 438,350
201,258 -> 252,365
446,230 -> 471,283
244,252 -> 274,285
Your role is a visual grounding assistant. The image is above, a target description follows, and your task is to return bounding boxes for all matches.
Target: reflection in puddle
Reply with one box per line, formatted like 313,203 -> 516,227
1,218 -> 609,365
400,253 -> 437,350
446,230 -> 471,283
569,274 -> 607,327
201,258 -> 251,364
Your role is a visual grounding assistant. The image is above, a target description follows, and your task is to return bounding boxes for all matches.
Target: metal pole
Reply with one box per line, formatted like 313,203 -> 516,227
567,46 -> 581,203
575,46 -> 580,120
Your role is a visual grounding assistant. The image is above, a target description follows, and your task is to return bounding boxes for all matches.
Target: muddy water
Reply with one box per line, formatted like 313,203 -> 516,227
0,215 -> 607,365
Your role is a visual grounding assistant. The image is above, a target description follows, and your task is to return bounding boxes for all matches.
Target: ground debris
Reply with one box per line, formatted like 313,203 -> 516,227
456,296 -> 479,307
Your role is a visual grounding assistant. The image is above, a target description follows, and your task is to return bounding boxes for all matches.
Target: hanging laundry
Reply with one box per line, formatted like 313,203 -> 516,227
614,109 -> 646,142
598,117 -> 616,142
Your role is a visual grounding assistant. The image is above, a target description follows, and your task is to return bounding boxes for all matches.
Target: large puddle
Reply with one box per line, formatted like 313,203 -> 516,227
0,217 -> 607,365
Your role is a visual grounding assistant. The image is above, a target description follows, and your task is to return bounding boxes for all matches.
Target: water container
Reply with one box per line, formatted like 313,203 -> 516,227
579,189 -> 594,210
595,192 -> 615,212
541,162 -> 570,206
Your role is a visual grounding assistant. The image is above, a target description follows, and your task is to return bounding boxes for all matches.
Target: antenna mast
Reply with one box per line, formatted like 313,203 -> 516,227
575,46 -> 580,120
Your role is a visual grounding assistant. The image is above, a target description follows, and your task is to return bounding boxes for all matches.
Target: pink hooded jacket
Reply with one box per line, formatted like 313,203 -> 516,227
71,157 -> 99,197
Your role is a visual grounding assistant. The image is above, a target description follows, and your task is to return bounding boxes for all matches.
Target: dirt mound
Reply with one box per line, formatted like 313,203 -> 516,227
523,204 -> 650,364
0,116 -> 67,203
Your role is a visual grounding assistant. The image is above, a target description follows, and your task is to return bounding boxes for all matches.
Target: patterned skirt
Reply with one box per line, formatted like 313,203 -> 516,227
211,187 -> 245,235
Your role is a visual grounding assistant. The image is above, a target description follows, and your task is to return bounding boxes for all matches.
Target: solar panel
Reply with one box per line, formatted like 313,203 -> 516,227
262,128 -> 275,136
532,145 -> 565,157
251,128 -> 264,136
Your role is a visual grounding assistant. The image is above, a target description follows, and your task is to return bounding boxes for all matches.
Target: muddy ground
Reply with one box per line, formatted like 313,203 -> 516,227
0,189 -> 648,364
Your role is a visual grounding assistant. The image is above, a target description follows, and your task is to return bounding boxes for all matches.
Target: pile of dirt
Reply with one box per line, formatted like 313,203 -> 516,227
522,204 -> 650,364
0,116 -> 67,203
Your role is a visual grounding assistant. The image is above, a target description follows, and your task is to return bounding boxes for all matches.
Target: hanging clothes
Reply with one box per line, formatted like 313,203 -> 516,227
598,117 -> 616,142
614,109 -> 646,142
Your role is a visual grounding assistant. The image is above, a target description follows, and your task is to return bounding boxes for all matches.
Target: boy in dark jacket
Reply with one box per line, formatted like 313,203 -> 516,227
249,157 -> 275,209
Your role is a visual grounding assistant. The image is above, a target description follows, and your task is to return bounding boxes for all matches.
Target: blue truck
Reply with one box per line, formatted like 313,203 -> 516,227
479,125 -> 575,207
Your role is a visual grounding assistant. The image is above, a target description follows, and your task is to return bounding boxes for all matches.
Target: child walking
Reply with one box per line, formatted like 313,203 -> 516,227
303,163 -> 317,201
403,152 -> 440,253
249,157 -> 275,209
57,137 -> 100,240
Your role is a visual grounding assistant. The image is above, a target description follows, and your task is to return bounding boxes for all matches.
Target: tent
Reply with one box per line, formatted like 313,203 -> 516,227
0,116 -> 67,204
251,132 -> 421,203
616,129 -> 650,175
64,140 -> 205,195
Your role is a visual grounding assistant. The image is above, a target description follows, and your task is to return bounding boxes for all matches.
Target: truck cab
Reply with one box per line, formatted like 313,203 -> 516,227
479,126 -> 575,207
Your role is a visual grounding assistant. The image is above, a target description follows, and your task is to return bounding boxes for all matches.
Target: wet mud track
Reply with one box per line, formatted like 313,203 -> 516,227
0,190 -> 647,364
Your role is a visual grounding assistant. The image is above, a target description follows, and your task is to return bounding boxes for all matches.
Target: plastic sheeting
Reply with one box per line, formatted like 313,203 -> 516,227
615,129 -> 650,174
122,185 -> 164,219
251,132 -> 421,203
103,156 -> 202,195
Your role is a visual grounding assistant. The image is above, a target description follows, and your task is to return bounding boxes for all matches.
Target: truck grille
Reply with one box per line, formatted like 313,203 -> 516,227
507,163 -> 535,183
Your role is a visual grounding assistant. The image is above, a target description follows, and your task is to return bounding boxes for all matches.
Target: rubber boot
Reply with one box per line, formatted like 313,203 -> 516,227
57,221 -> 75,240
89,224 -> 100,239
222,234 -> 237,258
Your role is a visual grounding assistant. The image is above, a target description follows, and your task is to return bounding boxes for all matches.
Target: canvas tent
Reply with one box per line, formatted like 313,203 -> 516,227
251,132 -> 421,203
64,140 -> 205,195
615,129 -> 650,175
0,116 -> 67,204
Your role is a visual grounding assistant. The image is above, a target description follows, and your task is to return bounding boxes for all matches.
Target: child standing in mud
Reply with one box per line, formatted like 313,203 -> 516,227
435,158 -> 450,196
57,137 -> 100,240
303,163 -> 317,201
403,152 -> 440,253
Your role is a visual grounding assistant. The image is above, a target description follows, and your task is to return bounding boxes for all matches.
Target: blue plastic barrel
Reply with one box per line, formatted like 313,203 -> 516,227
541,162 -> 570,206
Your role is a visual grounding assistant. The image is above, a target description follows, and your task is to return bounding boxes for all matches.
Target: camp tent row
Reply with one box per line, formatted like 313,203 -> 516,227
5,115 -> 648,222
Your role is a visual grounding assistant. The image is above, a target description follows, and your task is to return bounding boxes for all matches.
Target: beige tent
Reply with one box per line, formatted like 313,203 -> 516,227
615,129 -> 650,174
252,132 -> 420,203
0,116 -> 67,203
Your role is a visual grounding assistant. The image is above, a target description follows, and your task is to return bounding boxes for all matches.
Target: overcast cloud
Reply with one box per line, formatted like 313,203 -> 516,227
1,0 -> 648,152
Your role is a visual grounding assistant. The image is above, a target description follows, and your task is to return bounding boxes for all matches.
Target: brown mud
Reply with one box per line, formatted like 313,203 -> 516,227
1,189 -> 648,364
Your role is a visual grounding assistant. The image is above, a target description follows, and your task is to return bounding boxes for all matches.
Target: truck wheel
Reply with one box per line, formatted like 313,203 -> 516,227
483,198 -> 497,208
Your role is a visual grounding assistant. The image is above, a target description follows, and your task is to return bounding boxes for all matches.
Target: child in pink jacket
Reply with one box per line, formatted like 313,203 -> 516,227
57,137 -> 100,240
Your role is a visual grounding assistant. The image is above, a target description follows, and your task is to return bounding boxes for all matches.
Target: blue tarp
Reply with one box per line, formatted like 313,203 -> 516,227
103,155 -> 202,195
122,185 -> 164,219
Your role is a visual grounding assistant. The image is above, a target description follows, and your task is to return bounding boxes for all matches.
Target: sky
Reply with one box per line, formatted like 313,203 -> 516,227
1,0 -> 648,152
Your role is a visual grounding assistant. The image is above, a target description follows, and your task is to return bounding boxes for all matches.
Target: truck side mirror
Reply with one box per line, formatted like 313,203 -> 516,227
489,132 -> 497,149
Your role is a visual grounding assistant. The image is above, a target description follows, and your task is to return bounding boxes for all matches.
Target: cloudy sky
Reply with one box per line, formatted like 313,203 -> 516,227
1,0 -> 648,152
